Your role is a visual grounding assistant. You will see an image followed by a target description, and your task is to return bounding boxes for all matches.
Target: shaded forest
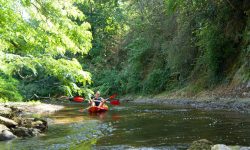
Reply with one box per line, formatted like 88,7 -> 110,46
0,0 -> 249,101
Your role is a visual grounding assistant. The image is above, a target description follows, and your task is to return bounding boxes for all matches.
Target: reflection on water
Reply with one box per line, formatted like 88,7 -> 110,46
0,103 -> 250,150
88,112 -> 108,120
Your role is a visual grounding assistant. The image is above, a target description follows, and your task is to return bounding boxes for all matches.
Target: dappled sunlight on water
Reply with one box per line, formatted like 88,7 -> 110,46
51,115 -> 90,124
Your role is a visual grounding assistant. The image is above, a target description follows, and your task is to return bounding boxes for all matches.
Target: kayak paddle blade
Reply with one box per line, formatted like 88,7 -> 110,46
109,94 -> 117,99
110,100 -> 120,105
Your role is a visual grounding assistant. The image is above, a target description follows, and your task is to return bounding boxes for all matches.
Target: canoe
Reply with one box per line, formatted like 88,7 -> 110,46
88,104 -> 108,113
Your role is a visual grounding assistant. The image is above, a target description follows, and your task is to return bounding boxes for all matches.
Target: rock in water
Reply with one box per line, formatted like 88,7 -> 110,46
188,139 -> 213,150
0,124 -> 10,132
12,127 -> 32,137
0,130 -> 17,141
17,118 -> 48,132
0,116 -> 18,127
32,118 -> 48,131
211,144 -> 231,150
12,127 -> 40,137
30,128 -> 40,136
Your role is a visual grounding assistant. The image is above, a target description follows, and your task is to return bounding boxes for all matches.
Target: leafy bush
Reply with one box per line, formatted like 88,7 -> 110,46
91,69 -> 123,96
195,23 -> 235,84
0,75 -> 23,101
142,68 -> 170,94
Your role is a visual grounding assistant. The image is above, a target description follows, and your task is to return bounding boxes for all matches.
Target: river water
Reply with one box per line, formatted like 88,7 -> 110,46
1,103 -> 250,150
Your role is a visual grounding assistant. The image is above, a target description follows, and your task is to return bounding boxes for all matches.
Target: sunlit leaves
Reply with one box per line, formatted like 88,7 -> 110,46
0,76 -> 23,102
0,0 -> 93,99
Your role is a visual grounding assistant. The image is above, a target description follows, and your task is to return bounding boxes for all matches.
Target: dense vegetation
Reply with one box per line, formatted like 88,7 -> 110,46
0,0 -> 92,101
0,0 -> 249,101
86,0 -> 250,96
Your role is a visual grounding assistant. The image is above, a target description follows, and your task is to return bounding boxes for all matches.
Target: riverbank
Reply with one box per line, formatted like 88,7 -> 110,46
127,97 -> 250,113
120,81 -> 250,113
0,102 -> 64,141
0,102 -> 64,115
121,83 -> 250,113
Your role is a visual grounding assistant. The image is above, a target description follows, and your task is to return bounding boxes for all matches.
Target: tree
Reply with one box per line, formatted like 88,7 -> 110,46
0,0 -> 92,100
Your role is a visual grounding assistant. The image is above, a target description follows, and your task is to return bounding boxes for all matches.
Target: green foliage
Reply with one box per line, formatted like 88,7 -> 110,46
166,18 -> 195,79
0,75 -> 23,101
19,77 -> 61,99
0,0 -> 93,100
78,0 -> 125,61
92,69 -> 123,96
192,1 -> 237,84
86,0 -> 249,96
76,0 -> 127,95
1,0 -> 249,100
142,69 -> 170,94
196,23 -> 234,83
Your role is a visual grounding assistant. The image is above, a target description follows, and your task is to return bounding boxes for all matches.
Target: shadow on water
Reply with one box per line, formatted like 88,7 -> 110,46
1,103 -> 250,149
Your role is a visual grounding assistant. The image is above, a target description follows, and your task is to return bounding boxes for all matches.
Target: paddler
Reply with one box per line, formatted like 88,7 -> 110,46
90,91 -> 106,107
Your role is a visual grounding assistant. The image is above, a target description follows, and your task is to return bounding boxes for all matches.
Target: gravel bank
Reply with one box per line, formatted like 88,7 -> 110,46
0,102 -> 64,115
127,97 -> 250,113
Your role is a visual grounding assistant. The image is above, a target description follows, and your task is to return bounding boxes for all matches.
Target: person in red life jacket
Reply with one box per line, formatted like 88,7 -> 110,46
90,91 -> 106,107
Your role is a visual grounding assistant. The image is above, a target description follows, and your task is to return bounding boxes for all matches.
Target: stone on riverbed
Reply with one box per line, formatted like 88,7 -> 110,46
0,130 -> 17,141
188,139 -> 213,150
15,117 -> 48,132
12,127 -> 40,137
0,116 -> 18,127
32,118 -> 48,131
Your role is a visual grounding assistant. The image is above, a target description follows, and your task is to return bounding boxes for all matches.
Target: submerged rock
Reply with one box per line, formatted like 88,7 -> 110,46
16,118 -> 48,132
188,139 -> 213,150
12,127 -> 40,137
0,130 -> 17,141
0,116 -> 18,127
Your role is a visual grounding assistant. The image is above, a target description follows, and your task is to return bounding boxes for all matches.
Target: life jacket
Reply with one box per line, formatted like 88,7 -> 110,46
92,97 -> 103,106
91,96 -> 102,101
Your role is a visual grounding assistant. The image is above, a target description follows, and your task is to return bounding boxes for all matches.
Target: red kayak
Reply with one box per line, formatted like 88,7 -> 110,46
88,104 -> 108,113
72,96 -> 84,103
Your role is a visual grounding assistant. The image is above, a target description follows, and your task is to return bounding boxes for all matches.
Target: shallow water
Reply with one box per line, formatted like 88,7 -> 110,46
1,103 -> 250,150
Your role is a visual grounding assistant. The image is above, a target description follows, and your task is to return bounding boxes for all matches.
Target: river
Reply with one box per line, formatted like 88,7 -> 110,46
1,102 -> 250,149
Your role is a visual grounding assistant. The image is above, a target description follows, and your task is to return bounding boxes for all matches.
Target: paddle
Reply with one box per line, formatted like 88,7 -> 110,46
109,99 -> 120,105
109,93 -> 117,99
106,93 -> 120,105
